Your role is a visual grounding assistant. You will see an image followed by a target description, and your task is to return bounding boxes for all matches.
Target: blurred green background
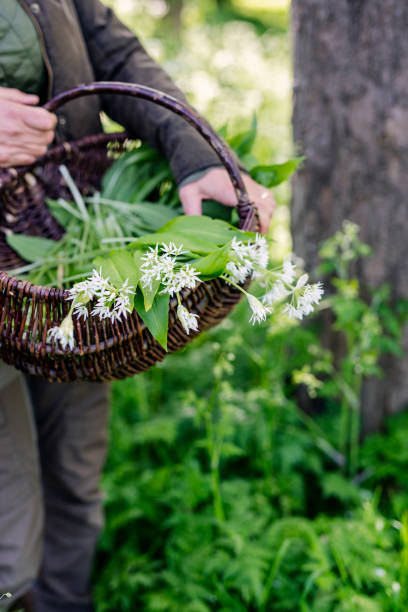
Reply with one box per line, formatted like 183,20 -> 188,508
94,2 -> 408,611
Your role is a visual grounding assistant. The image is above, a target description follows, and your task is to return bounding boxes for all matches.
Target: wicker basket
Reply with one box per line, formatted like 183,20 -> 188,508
0,82 -> 258,382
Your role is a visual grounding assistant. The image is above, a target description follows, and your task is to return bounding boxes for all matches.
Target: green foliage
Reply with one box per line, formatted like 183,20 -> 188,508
134,291 -> 170,351
250,158 -> 304,189
94,221 -> 408,611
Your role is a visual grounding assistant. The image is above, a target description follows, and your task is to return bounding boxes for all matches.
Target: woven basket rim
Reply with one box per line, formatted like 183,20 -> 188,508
0,82 -> 258,381
0,131 -> 246,360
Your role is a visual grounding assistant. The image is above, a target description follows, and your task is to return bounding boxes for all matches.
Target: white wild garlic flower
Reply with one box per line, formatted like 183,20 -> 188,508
161,241 -> 187,257
226,261 -> 252,284
69,270 -> 134,323
262,280 -> 291,306
91,278 -> 133,322
161,264 -> 201,296
282,280 -> 324,320
141,243 -> 201,296
279,255 -> 296,284
283,303 -> 305,320
226,234 -> 269,283
47,314 -> 75,350
247,294 -> 271,325
177,304 -> 199,334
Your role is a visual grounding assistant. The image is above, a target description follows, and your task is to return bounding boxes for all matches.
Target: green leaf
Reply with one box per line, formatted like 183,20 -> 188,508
46,198 -> 72,228
101,149 -> 155,201
140,276 -> 161,312
101,146 -> 174,204
129,231 -> 216,255
250,157 -> 304,187
190,244 -> 231,280
6,233 -> 57,263
134,290 -> 169,350
157,215 -> 254,246
202,199 -> 233,222
93,249 -> 141,289
126,202 -> 179,231
130,168 -> 170,202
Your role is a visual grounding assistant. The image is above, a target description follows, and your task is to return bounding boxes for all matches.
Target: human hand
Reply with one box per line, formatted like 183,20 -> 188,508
0,87 -> 57,167
178,167 -> 275,234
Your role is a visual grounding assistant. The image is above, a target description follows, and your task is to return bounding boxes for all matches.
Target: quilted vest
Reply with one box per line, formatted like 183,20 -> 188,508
0,0 -> 47,97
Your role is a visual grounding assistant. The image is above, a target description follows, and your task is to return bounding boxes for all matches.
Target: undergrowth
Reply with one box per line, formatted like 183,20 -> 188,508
94,224 -> 408,611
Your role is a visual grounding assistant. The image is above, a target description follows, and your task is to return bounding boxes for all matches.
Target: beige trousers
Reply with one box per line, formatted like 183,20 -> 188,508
0,363 -> 110,612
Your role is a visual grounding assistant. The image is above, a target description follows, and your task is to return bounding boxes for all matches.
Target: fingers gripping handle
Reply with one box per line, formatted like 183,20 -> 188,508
44,81 -> 258,231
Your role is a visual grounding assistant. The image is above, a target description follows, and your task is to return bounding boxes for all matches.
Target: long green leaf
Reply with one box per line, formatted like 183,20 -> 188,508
134,290 -> 169,350
157,215 -> 251,246
46,198 -> 72,228
101,150 -> 151,200
6,233 -> 57,263
250,157 -> 304,187
202,199 -> 233,222
129,232 -> 216,255
130,169 -> 170,203
190,244 -> 231,280
93,249 -> 141,289
140,276 -> 161,312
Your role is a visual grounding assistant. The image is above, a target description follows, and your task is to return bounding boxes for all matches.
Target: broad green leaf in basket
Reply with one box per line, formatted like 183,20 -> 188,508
128,232 -> 216,255
94,250 -> 141,290
157,216 -> 256,246
101,149 -> 156,201
101,146 -> 175,204
133,249 -> 161,311
190,244 -> 231,280
134,289 -> 169,350
123,202 -> 179,231
6,233 -> 57,263
130,168 -> 170,203
250,157 -> 304,188
46,198 -> 72,228
140,276 -> 161,312
202,199 -> 233,223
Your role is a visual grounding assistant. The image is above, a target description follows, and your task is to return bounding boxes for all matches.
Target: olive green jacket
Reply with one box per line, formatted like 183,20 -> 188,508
9,0 -> 222,184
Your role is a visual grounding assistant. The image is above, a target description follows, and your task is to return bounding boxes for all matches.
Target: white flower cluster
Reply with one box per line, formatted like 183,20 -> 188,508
140,242 -> 201,334
47,269 -> 134,351
247,294 -> 271,324
223,242 -> 323,325
47,314 -> 75,351
46,237 -> 324,353
140,242 -> 201,297
261,257 -> 324,321
177,304 -> 199,335
68,268 -> 133,323
225,234 -> 269,283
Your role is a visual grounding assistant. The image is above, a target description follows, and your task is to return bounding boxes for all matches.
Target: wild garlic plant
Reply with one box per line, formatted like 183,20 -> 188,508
47,225 -> 324,351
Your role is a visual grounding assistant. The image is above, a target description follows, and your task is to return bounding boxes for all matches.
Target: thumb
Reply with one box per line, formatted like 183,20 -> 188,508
179,185 -> 203,216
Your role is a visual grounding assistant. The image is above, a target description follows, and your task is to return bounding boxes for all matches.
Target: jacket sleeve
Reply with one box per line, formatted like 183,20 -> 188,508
72,0 -> 224,185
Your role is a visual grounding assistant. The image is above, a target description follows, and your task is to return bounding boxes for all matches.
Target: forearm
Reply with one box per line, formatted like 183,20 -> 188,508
72,0 -> 221,184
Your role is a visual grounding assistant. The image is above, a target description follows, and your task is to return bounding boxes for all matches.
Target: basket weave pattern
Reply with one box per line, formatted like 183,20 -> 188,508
0,83 -> 258,382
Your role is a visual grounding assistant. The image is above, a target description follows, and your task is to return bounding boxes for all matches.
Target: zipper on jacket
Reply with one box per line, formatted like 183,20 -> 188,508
16,0 -> 54,101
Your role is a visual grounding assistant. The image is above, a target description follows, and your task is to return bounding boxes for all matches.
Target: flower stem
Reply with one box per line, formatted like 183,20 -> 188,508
219,275 -> 248,296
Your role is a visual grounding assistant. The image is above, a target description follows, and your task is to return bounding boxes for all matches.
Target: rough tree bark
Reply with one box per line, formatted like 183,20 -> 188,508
291,0 -> 408,433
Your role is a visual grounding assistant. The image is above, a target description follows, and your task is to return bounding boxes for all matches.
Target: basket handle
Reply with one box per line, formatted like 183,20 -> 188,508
43,81 -> 258,231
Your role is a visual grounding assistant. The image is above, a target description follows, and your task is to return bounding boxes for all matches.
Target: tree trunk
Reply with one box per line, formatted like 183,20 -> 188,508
166,0 -> 184,31
291,0 -> 408,433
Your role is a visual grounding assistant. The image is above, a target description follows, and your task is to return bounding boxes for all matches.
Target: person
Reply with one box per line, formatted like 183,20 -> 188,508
0,1 -> 276,611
